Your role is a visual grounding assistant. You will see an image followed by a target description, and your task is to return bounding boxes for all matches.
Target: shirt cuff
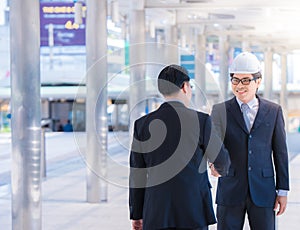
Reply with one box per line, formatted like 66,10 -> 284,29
277,189 -> 288,196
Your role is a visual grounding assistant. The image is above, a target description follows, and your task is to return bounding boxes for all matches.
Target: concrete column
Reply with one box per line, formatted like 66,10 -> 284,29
165,25 -> 178,63
86,0 -> 108,203
242,40 -> 250,52
143,25 -> 179,100
180,26 -> 194,51
10,0 -> 42,229
264,48 -> 273,100
218,35 -> 229,100
145,25 -> 178,65
280,53 -> 288,126
129,0 -> 146,127
195,34 -> 206,110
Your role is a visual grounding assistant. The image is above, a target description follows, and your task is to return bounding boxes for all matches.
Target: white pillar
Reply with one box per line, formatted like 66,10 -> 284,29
263,48 -> 273,100
10,0 -> 42,228
280,53 -> 288,128
86,0 -> 108,203
242,40 -> 250,52
180,26 -> 194,51
129,0 -> 146,126
218,35 -> 229,100
165,25 -> 178,63
195,34 -> 206,110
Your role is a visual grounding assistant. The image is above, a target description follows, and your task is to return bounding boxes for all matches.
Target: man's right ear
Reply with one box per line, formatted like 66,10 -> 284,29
181,82 -> 188,94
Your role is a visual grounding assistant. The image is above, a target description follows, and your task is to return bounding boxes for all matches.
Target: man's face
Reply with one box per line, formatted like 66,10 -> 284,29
181,81 -> 193,107
185,81 -> 193,102
231,73 -> 261,103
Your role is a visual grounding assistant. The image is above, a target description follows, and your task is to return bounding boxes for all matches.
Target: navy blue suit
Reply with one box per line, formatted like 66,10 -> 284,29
211,96 -> 289,229
129,101 -> 230,230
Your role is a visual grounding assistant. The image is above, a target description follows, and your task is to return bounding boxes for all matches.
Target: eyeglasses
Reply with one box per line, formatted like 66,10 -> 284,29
230,77 -> 260,85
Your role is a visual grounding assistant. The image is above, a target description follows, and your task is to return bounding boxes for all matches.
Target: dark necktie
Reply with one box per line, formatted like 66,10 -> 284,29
241,103 -> 251,132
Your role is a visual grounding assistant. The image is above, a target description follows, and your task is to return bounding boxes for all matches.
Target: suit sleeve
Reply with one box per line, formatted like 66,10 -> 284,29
129,121 -> 147,220
203,114 -> 230,176
272,106 -> 289,191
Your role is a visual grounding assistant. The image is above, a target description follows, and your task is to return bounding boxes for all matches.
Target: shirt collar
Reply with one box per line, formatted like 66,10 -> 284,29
236,96 -> 258,109
165,98 -> 185,104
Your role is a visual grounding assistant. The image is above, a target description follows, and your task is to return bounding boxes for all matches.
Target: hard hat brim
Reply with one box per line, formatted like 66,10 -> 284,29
230,70 -> 261,74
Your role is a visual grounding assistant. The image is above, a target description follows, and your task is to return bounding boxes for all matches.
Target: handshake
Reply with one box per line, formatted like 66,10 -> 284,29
209,163 -> 221,177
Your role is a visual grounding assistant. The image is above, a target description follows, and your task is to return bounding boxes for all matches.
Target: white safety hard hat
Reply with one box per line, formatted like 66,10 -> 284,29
230,52 -> 261,74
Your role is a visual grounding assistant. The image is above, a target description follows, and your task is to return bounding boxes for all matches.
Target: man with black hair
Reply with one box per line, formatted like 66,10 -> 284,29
129,64 -> 230,230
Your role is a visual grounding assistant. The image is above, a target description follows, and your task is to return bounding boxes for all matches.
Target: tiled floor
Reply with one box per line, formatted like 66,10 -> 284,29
0,132 -> 299,229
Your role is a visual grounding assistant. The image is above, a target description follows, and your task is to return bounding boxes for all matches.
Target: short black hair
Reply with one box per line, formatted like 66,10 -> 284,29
230,72 -> 262,79
157,64 -> 190,95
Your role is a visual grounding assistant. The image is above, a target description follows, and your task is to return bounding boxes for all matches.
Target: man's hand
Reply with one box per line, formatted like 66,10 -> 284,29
132,219 -> 143,230
274,196 -> 287,216
209,163 -> 221,177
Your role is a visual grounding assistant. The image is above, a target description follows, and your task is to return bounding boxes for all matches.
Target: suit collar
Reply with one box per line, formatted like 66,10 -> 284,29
161,100 -> 186,109
228,96 -> 270,133
252,96 -> 271,130
228,97 -> 249,133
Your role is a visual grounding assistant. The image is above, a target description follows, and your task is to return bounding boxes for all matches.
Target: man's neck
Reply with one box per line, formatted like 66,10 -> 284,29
164,95 -> 187,107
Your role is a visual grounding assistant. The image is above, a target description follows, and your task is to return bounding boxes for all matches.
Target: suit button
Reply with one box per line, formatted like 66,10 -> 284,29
249,150 -> 252,154
248,166 -> 252,171
249,135 -> 252,139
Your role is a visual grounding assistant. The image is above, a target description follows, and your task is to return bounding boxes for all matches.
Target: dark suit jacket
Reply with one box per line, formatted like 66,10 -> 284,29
211,96 -> 289,207
129,101 -> 230,230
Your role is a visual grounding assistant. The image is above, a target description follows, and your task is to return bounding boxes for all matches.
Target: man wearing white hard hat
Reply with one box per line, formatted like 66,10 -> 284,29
210,52 -> 289,230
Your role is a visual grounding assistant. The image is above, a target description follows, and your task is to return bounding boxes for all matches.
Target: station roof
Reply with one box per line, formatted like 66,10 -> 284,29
116,0 -> 300,52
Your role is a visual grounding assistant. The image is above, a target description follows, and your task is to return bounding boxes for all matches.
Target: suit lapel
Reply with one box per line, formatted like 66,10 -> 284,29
227,97 -> 249,134
252,97 -> 270,130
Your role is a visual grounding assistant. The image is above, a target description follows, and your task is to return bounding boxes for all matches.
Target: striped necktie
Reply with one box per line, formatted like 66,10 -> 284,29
241,103 -> 251,132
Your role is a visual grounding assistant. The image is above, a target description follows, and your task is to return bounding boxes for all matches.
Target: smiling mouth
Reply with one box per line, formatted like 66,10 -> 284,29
236,89 -> 247,93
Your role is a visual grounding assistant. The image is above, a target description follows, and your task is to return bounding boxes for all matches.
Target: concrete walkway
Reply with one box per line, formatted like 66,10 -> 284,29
0,132 -> 299,229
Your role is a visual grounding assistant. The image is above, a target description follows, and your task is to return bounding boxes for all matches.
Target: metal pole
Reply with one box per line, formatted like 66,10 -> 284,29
129,0 -> 146,128
145,25 -> 178,89
242,40 -> 250,52
280,53 -> 288,129
115,104 -> 120,131
86,0 -> 108,203
165,25 -> 178,63
218,34 -> 229,101
10,0 -> 41,229
41,128 -> 46,178
264,48 -> 273,100
0,102 -> 2,131
195,34 -> 206,110
48,23 -> 54,69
